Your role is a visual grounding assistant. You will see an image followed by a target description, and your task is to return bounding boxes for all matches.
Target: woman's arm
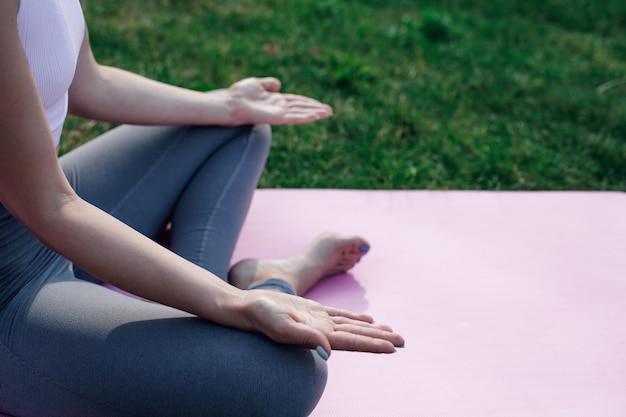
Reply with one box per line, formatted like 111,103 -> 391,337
0,3 -> 246,329
69,27 -> 332,126
1,6 -> 403,356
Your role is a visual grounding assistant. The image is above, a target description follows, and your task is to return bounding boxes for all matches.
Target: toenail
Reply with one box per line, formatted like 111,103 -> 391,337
359,244 -> 370,254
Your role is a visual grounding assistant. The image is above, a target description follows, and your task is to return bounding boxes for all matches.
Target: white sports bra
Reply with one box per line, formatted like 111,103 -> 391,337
17,0 -> 85,147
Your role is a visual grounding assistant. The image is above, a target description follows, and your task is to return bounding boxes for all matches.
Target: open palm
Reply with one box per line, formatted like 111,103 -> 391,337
242,289 -> 405,358
228,77 -> 333,125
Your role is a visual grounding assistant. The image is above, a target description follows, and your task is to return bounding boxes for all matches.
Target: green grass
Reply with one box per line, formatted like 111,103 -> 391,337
64,0 -> 626,190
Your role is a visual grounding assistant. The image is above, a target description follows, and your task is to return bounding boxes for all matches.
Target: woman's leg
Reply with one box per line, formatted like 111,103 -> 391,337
60,123 -> 270,281
0,267 -> 326,417
0,123 -> 327,416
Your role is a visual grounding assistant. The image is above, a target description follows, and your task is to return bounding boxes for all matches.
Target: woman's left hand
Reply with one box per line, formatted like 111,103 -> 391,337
240,289 -> 405,359
228,77 -> 333,125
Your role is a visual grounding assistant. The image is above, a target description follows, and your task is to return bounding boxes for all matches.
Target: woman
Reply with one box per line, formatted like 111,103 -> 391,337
0,0 -> 404,416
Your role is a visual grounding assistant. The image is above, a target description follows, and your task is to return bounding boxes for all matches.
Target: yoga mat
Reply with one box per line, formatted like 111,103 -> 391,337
230,189 -> 626,417
3,190 -> 624,417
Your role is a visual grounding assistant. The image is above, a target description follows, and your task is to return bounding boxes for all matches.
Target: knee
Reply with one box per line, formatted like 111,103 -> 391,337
264,346 -> 329,417
239,341 -> 328,417
249,123 -> 272,154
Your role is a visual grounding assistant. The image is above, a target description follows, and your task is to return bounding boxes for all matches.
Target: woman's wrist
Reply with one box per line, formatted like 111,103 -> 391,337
203,88 -> 238,126
197,280 -> 256,331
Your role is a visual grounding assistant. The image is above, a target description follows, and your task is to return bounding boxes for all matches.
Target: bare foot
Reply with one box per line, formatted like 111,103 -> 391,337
228,232 -> 370,295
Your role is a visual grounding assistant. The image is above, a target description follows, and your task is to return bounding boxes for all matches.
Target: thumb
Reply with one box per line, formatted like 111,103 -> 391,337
258,77 -> 282,92
283,321 -> 332,360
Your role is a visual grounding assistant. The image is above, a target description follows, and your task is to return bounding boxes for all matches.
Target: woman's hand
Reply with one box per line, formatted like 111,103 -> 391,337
228,77 -> 333,125
240,289 -> 405,359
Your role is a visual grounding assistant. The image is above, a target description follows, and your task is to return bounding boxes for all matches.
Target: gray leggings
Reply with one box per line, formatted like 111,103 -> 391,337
0,124 -> 327,417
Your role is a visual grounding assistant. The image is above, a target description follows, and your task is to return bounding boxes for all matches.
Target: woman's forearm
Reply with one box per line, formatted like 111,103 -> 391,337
68,28 -> 332,128
36,194 -> 250,329
69,64 -> 235,126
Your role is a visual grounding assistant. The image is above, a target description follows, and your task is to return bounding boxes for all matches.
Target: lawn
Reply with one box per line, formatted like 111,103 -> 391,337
65,0 -> 626,190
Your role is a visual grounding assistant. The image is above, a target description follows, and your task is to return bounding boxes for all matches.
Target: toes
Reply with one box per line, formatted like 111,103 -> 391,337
336,259 -> 354,269
336,237 -> 370,269
347,237 -> 370,255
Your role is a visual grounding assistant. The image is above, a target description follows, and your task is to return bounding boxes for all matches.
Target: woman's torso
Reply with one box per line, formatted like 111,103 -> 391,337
0,0 -> 85,308
17,0 -> 85,147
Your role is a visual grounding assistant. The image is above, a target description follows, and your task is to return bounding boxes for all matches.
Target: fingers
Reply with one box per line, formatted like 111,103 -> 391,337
271,320 -> 333,360
278,95 -> 333,124
333,321 -> 405,348
277,111 -> 330,125
324,306 -> 374,323
328,331 -> 397,353
332,315 -> 394,333
324,307 -> 406,351
274,111 -> 332,125
325,319 -> 405,353
282,94 -> 332,111
253,94 -> 332,125
277,317 -> 402,357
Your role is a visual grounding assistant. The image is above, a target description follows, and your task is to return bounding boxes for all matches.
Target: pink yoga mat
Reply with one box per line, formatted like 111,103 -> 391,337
2,190 -> 625,417
230,190 -> 626,417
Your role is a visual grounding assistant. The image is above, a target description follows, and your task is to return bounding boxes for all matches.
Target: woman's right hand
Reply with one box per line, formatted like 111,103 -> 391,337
239,289 -> 405,358
227,77 -> 333,126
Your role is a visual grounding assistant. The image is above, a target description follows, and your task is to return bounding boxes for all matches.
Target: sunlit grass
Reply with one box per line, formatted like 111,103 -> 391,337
65,0 -> 626,190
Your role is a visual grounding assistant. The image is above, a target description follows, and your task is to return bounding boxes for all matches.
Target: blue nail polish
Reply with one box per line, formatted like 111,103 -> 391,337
315,345 -> 329,361
359,244 -> 370,254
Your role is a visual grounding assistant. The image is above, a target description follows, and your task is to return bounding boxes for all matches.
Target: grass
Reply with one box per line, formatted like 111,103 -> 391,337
64,0 -> 626,190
